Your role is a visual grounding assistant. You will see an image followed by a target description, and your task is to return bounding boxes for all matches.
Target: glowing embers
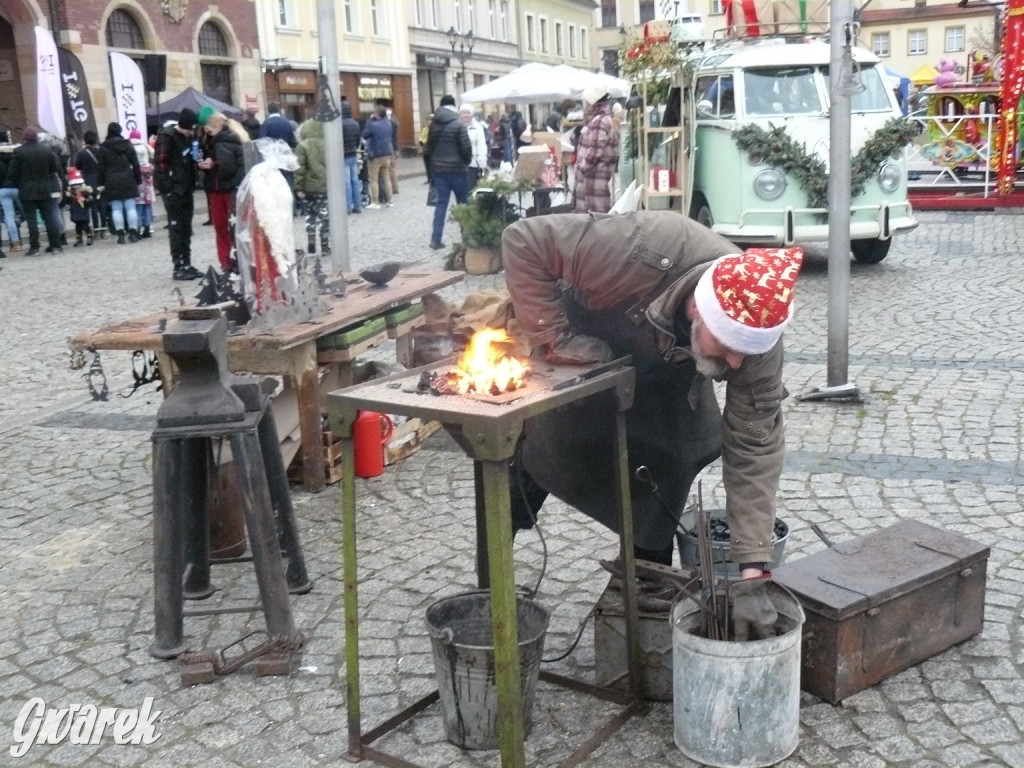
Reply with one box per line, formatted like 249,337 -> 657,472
418,328 -> 530,397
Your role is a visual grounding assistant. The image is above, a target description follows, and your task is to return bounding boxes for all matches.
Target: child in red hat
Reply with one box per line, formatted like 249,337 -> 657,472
67,168 -> 95,246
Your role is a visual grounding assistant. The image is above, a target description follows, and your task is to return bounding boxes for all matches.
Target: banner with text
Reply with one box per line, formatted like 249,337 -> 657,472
109,52 -> 147,143
34,26 -> 66,140
58,47 -> 97,147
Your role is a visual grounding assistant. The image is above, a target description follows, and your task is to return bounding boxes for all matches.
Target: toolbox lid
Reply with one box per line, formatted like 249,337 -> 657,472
772,520 -> 989,621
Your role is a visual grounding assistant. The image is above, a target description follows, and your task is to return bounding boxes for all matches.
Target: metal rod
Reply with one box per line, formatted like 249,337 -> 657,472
339,426 -> 362,759
316,0 -> 349,272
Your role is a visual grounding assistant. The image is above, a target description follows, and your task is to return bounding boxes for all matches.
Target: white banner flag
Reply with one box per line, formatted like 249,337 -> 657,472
34,26 -> 66,139
109,51 -> 147,143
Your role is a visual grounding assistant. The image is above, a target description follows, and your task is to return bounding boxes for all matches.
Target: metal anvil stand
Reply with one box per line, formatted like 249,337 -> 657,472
326,358 -> 645,768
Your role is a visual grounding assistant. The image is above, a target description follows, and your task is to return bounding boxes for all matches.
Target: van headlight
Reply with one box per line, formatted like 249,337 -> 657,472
877,162 -> 902,193
753,169 -> 786,201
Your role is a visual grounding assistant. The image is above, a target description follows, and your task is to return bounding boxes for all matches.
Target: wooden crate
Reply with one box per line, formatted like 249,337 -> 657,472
385,418 -> 441,466
288,420 -> 442,484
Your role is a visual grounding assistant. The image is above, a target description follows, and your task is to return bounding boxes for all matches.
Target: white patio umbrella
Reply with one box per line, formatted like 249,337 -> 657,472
550,64 -> 633,100
461,62 -> 631,104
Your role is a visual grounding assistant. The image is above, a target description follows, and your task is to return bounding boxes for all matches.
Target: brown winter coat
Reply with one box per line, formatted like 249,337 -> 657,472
503,211 -> 788,561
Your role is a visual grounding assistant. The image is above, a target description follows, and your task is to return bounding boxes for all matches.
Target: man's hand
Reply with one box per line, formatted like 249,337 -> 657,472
730,577 -> 778,642
544,333 -> 613,366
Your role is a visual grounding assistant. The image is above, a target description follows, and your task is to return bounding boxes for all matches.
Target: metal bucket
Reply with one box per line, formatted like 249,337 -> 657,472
671,584 -> 805,768
425,591 -> 550,750
677,512 -> 789,579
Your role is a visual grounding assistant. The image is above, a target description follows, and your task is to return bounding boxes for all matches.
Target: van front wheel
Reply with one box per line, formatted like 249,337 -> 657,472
690,195 -> 714,230
851,238 -> 891,264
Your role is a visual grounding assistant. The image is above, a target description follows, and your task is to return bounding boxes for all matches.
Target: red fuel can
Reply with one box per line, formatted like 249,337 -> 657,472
353,410 -> 394,478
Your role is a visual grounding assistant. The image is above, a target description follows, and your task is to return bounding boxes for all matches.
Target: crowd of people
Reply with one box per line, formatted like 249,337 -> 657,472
0,90 -> 629,268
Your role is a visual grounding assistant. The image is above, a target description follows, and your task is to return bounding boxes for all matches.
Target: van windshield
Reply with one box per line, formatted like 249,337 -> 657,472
743,67 -> 821,115
822,64 -> 894,111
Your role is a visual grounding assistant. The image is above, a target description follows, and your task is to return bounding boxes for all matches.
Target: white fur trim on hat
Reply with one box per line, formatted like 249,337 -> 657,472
693,256 -> 795,355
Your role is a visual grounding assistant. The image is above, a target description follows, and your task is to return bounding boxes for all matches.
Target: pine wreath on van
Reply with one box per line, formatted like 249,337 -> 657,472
732,118 -> 918,214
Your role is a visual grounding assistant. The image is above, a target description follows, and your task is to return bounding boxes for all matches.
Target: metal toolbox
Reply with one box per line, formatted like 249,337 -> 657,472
772,519 -> 989,704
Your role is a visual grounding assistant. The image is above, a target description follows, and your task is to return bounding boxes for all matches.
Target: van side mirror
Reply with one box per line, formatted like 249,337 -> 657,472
696,100 -> 714,117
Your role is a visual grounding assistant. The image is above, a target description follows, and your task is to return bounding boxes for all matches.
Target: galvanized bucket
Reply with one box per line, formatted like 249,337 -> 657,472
677,512 -> 789,579
671,584 -> 805,768
425,591 -> 549,750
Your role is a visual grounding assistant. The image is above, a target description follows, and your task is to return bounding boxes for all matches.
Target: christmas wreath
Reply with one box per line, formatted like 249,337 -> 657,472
732,118 -> 919,212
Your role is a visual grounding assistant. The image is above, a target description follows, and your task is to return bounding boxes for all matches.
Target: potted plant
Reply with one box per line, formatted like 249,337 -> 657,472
446,180 -> 524,274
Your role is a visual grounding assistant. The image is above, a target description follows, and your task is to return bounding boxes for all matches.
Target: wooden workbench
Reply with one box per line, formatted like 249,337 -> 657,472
69,271 -> 465,492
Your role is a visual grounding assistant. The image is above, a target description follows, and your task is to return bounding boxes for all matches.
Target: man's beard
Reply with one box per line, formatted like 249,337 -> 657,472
690,319 -> 730,379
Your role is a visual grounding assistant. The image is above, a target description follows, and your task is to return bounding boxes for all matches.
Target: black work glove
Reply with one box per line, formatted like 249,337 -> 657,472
544,333 -> 614,366
730,577 -> 778,642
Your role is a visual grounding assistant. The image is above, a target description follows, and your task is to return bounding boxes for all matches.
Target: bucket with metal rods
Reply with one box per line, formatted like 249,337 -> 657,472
669,483 -> 805,768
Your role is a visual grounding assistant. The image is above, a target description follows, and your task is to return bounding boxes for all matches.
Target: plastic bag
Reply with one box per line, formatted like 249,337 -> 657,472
609,180 -> 642,215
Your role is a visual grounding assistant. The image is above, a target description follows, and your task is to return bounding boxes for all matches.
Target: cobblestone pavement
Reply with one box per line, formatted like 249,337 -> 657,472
0,162 -> 1021,767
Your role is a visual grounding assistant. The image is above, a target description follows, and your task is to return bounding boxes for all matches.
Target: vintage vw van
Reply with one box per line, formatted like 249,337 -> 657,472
688,37 -> 917,263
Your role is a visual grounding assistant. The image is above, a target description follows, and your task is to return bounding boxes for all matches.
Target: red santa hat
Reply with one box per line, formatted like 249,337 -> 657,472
693,247 -> 804,355
68,168 -> 84,185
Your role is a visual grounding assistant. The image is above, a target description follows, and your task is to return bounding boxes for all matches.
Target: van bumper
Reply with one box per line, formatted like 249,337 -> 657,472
713,202 -> 918,246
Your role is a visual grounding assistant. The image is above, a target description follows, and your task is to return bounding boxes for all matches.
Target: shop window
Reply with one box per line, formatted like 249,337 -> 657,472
105,9 -> 145,50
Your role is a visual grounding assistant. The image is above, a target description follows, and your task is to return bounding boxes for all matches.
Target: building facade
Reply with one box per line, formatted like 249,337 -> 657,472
257,1 -> 420,153
589,0 -> 1002,87
519,0 -> 596,67
406,0 -> 521,138
858,0 -> 1002,84
0,0 -> 261,149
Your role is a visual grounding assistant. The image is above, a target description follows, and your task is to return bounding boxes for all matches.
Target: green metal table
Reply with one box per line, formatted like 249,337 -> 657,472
326,357 -> 644,768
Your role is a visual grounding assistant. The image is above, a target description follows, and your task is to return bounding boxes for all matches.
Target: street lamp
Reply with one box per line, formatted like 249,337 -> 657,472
446,27 -> 474,89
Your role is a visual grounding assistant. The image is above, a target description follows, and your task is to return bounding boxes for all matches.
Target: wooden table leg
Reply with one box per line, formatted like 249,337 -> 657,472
287,343 -> 326,493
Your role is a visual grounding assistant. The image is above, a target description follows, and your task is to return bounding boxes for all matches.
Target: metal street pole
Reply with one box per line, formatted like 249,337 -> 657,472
803,0 -> 860,401
317,0 -> 349,273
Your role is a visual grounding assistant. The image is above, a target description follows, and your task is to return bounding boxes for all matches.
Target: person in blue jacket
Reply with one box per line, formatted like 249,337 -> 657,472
258,102 -> 298,212
361,105 -> 395,209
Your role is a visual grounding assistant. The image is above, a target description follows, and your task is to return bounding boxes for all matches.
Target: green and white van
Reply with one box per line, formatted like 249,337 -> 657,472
624,36 -> 918,263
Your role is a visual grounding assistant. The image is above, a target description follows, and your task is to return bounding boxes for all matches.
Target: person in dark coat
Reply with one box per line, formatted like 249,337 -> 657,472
198,111 -> 248,272
97,122 -> 142,243
241,108 -> 262,141
258,101 -> 297,211
6,126 -> 65,255
361,106 -> 395,208
424,94 -> 472,249
341,102 -> 363,214
154,108 -> 201,280
74,130 -> 107,238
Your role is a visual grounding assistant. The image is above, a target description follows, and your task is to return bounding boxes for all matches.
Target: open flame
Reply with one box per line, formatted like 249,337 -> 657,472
451,327 -> 530,396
